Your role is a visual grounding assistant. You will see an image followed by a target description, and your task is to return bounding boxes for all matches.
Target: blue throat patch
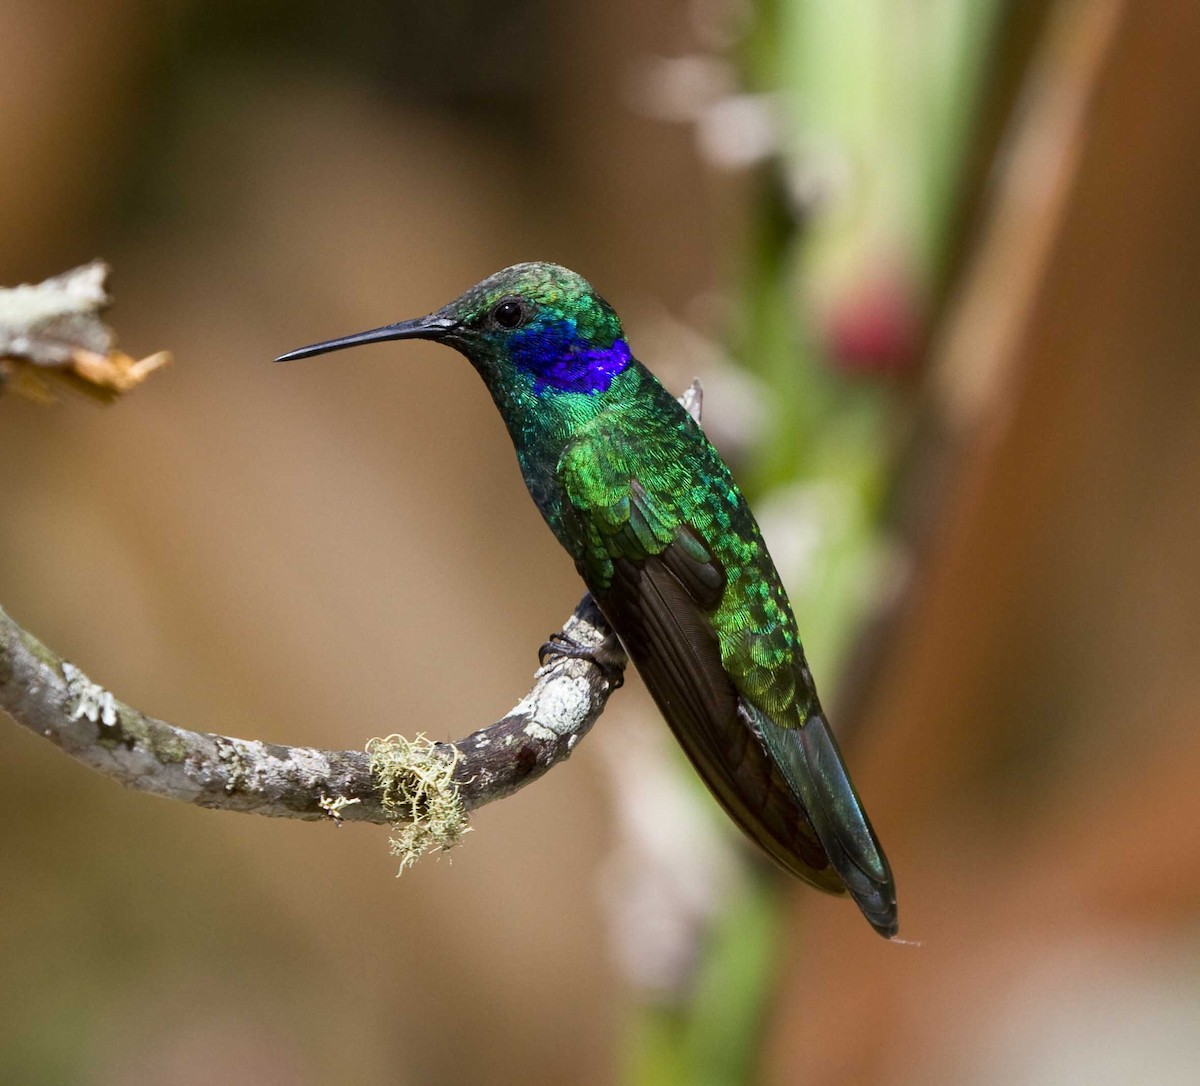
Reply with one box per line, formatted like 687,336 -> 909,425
509,318 -> 632,395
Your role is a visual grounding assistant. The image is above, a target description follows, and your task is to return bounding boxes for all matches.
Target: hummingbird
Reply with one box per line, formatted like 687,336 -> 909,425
277,262 -> 897,937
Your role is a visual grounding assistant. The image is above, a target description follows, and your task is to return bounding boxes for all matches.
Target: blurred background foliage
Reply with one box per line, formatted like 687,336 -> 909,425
3,1 -> 1199,1084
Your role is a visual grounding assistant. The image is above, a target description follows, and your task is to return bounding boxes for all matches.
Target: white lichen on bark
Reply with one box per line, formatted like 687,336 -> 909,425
61,661 -> 117,726
518,674 -> 593,741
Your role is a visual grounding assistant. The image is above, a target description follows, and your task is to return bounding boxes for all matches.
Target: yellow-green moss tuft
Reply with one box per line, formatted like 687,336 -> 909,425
366,733 -> 469,872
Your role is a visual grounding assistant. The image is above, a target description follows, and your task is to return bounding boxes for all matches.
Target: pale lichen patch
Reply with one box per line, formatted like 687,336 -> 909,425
516,674 -> 591,742
61,661 -> 117,727
318,792 -> 361,823
366,733 -> 470,872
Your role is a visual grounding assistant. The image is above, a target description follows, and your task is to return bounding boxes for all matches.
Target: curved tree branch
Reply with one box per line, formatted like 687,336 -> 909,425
0,594 -> 625,826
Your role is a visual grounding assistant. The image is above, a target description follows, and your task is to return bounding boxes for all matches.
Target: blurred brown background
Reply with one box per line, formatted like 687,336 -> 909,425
2,2 -> 1198,1084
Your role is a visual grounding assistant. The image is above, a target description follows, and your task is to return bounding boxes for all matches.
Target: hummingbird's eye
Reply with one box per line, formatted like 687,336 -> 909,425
491,298 -> 527,330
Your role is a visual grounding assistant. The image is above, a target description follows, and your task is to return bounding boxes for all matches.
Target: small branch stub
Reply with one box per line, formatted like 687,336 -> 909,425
0,261 -> 169,401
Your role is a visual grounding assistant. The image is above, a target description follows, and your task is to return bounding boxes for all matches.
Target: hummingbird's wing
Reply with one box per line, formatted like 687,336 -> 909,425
601,531 -> 844,892
559,446 -> 845,895
560,426 -> 896,935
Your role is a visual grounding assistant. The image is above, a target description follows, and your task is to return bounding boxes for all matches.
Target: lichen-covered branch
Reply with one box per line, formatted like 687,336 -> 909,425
0,595 -> 625,832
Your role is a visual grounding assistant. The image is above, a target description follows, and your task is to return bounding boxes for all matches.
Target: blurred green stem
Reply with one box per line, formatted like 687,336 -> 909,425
626,875 -> 782,1086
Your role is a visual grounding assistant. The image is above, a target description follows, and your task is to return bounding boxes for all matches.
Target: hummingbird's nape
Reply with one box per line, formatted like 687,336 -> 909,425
276,261 -> 898,937
274,314 -> 457,363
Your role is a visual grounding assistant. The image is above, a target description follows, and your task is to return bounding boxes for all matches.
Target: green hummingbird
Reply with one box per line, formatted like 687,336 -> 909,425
277,262 -> 897,937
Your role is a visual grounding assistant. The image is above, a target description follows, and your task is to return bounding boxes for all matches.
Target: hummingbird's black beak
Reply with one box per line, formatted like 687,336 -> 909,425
274,314 -> 457,362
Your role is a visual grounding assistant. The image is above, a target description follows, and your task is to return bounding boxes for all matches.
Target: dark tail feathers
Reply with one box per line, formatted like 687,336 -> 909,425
750,703 -> 898,938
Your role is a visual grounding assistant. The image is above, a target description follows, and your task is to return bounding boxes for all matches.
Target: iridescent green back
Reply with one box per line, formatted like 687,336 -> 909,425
553,364 -> 817,731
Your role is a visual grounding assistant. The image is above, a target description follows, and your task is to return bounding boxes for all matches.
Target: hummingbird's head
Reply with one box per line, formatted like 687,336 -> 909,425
276,262 -> 632,397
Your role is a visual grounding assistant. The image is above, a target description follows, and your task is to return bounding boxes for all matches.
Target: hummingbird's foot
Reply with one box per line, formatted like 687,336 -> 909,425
538,632 -> 625,689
